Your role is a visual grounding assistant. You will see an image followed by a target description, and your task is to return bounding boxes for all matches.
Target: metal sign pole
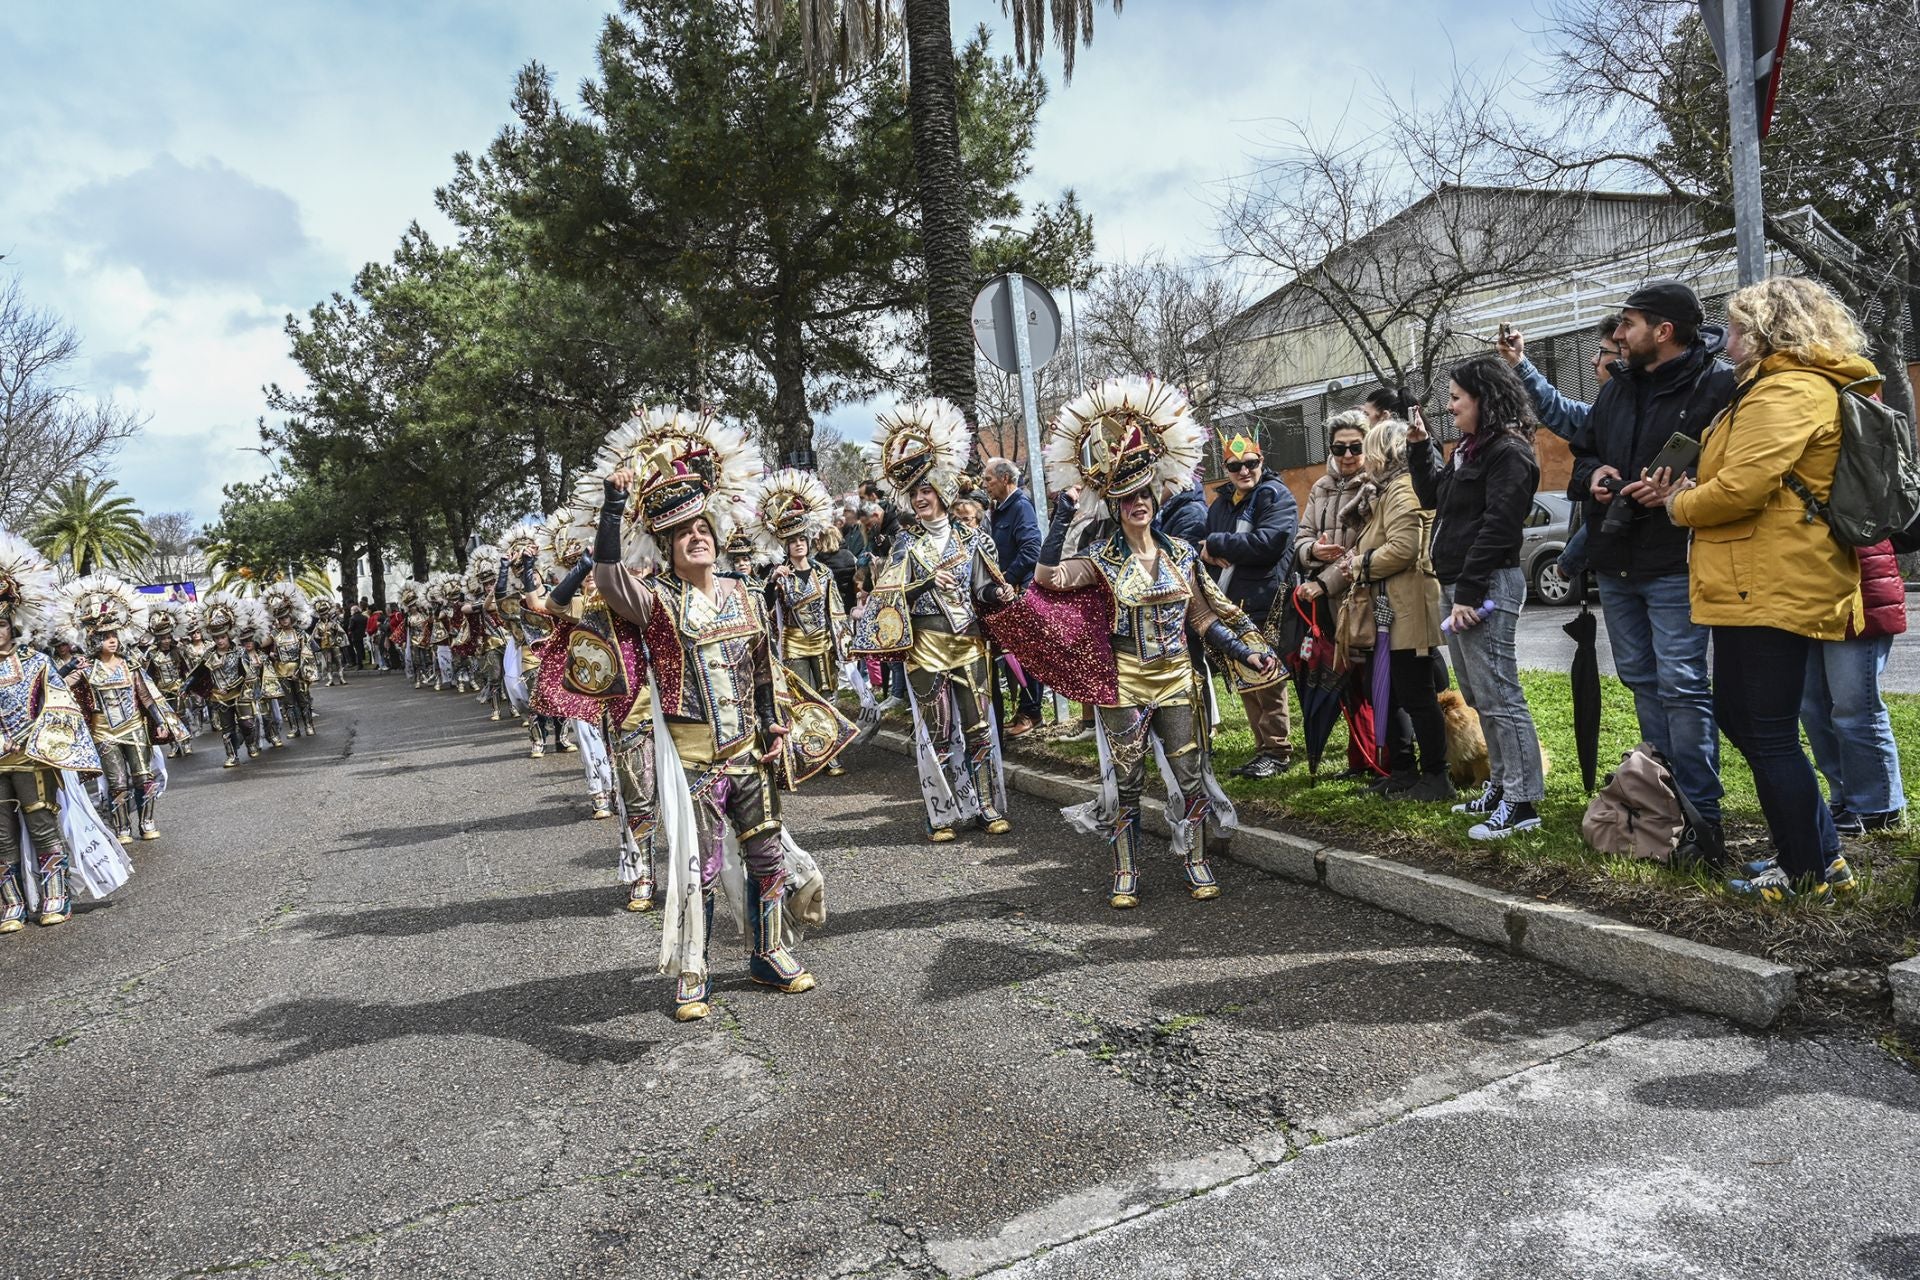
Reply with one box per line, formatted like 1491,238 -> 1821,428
1007,273 -> 1049,537
1721,0 -> 1767,285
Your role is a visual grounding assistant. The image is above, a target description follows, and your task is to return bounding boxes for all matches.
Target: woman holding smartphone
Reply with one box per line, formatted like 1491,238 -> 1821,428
1408,358 -> 1548,839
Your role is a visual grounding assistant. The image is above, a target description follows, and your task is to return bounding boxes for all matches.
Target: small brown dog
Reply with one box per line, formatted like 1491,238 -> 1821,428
1437,690 -> 1550,787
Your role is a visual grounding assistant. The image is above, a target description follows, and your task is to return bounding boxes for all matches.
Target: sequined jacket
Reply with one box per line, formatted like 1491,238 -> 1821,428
147,645 -> 189,694
764,562 -> 846,660
592,564 -> 773,764
202,645 -> 251,705
1036,534 -> 1268,670
68,658 -> 151,746
0,646 -> 102,773
269,625 -> 315,681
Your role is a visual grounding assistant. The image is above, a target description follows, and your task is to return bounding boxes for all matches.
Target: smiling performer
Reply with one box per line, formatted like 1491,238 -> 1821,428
0,534 -> 106,929
851,399 -> 1014,843
1033,377 -> 1277,909
750,468 -> 850,778
399,580 -> 433,689
59,574 -> 163,844
262,581 -> 319,739
592,407 -> 826,1022
194,593 -> 264,767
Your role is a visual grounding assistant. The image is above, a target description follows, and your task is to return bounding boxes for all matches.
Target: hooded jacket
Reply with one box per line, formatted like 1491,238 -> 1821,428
1155,480 -> 1210,552
1668,351 -> 1876,640
1294,463 -> 1372,592
1567,327 -> 1737,579
1203,466 -> 1299,624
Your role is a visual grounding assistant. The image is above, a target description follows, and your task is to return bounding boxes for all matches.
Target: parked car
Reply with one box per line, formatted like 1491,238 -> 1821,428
1521,492 -> 1589,605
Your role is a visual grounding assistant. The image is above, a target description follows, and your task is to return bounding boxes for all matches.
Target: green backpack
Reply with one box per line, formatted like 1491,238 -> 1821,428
1780,377 -> 1920,548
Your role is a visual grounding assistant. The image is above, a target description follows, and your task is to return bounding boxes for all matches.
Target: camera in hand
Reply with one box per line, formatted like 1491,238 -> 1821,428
1597,474 -> 1637,535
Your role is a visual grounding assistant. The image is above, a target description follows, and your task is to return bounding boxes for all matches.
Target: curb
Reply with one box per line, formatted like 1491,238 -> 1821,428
1893,957 -> 1920,1033
869,729 -> 1797,1028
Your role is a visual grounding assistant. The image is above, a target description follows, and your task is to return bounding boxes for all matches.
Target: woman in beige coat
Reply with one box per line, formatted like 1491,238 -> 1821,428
1633,276 -> 1875,900
1301,420 -> 1448,799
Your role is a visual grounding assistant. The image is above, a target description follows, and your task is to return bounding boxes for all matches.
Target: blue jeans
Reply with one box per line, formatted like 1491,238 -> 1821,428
1715,626 -> 1838,878
1596,573 -> 1722,825
1802,634 -> 1905,819
1443,568 -> 1546,803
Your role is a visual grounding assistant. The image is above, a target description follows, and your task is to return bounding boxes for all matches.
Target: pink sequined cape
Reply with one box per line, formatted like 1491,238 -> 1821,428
981,582 -> 1118,705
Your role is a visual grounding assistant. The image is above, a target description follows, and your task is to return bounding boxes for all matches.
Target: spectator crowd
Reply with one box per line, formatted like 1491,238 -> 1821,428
837,274 -> 1909,905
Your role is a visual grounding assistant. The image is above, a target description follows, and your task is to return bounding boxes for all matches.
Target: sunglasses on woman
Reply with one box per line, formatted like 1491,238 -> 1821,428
1328,443 -> 1363,457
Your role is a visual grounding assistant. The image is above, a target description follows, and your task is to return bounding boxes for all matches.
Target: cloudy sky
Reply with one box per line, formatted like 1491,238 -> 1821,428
2,0 -> 1524,528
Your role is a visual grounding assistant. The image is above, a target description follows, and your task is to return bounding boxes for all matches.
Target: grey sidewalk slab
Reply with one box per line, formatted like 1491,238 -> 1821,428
993,1015 -> 1920,1280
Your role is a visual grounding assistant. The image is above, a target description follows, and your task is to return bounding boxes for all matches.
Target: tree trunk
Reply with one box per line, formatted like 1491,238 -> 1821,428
904,0 -> 978,426
368,538 -> 388,608
530,405 -> 556,514
769,295 -> 814,467
337,541 -> 360,608
407,522 -> 431,580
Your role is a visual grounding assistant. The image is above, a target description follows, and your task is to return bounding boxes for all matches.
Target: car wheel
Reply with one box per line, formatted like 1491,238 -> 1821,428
1533,556 -> 1575,605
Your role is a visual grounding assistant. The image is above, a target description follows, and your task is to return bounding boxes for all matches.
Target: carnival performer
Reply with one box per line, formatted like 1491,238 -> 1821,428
493,519 -> 548,743
0,533 -> 110,929
262,581 -> 319,739
401,581 -> 434,688
179,613 -> 212,732
463,543 -> 512,721
146,602 -> 196,757
429,575 -> 460,692
1027,377 -> 1277,908
193,593 -> 265,767
751,468 -> 849,777
850,399 -> 1014,843
530,503 -> 654,906
591,407 -> 835,1021
59,574 -> 171,844
311,596 -> 349,687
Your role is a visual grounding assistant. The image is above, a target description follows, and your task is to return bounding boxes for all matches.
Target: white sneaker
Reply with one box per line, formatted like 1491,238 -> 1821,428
1468,800 -> 1541,841
876,696 -> 904,713
1452,783 -> 1501,815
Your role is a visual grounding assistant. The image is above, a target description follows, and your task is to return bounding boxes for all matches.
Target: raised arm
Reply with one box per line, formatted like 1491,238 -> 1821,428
588,477 -> 656,627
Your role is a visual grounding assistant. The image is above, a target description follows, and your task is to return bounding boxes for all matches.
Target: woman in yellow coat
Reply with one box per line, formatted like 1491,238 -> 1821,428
1632,277 -> 1876,901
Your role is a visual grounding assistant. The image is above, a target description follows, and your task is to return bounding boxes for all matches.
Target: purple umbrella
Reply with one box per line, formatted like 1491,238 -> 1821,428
1372,602 -> 1392,753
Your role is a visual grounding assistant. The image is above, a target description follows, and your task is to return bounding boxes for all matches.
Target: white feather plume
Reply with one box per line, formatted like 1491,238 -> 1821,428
873,397 -> 972,505
0,529 -> 61,644
61,572 -> 150,650
596,406 -> 764,567
1047,375 -> 1208,515
262,579 -> 316,630
747,468 -> 835,556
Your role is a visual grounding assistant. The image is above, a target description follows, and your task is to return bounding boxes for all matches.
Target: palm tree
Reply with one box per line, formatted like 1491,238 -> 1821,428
30,475 -> 155,577
196,533 -> 332,599
755,1 -> 1118,423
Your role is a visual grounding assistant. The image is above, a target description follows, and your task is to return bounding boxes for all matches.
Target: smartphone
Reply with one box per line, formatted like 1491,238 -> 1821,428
1646,432 -> 1701,477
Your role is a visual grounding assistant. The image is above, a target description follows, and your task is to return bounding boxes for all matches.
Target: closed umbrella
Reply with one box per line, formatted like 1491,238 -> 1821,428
1564,603 -> 1602,792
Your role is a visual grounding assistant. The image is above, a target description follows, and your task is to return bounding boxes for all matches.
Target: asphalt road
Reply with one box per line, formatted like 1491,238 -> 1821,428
2,674 -> 1915,1278
1518,594 -> 1920,693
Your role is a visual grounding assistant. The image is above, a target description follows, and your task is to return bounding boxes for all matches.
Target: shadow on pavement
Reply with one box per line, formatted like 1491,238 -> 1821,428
211,967 -> 659,1075
290,885 -> 618,940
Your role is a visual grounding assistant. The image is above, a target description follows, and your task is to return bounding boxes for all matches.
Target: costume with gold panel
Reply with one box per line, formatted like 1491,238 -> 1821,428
850,399 -> 1012,842
195,593 -> 266,766
749,469 -> 851,777
0,533 -> 107,928
262,581 -> 319,739
60,574 -> 164,843
1030,376 -> 1273,908
592,407 -> 829,1022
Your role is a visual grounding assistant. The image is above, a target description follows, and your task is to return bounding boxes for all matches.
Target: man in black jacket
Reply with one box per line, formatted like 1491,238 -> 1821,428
985,457 -> 1044,734
1566,279 -> 1732,838
1203,433 -> 1299,778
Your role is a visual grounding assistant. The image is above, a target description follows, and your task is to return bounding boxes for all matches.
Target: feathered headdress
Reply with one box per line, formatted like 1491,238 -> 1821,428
0,530 -> 60,645
262,580 -> 315,630
500,518 -> 544,567
597,406 -> 763,566
396,579 -> 427,611
62,573 -> 149,652
1045,376 -> 1208,516
746,468 -> 835,557
311,595 -> 339,620
176,601 -> 203,636
426,572 -> 462,607
147,598 -> 188,641
200,590 -> 254,641
466,542 -> 504,595
874,398 -> 972,506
